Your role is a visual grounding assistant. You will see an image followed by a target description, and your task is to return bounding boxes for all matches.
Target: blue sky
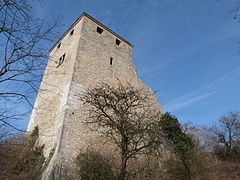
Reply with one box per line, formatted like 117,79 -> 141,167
28,0 -> 240,127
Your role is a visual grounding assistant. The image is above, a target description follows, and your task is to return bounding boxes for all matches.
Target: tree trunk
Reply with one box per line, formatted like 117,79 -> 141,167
119,136 -> 128,180
119,155 -> 127,180
228,127 -> 232,155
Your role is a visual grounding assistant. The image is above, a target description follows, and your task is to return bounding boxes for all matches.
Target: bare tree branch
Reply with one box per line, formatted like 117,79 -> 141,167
0,0 -> 58,132
80,81 -> 163,180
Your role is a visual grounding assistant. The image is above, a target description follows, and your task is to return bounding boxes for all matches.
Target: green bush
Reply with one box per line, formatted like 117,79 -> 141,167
159,113 -> 194,177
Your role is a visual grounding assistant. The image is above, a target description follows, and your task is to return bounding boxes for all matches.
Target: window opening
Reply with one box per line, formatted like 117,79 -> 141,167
110,57 -> 113,65
57,43 -> 61,48
97,27 -> 103,34
116,39 -> 121,45
57,53 -> 66,68
70,29 -> 74,35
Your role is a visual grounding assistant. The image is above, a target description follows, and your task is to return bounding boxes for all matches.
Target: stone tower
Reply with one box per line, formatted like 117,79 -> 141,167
27,13 -> 162,179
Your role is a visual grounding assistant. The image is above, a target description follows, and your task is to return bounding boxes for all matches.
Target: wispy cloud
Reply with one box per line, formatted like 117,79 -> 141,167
139,58 -> 176,78
164,66 -> 240,111
165,91 -> 217,112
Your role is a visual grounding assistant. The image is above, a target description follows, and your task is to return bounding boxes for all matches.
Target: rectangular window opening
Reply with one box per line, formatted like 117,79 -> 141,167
57,53 -> 66,68
110,57 -> 113,65
97,27 -> 103,34
70,29 -> 74,35
116,39 -> 121,45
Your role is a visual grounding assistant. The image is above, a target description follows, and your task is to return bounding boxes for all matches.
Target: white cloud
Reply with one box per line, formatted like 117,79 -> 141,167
164,66 -> 240,111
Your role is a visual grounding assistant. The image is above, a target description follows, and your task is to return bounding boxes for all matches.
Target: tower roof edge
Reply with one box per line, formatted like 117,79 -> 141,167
50,12 -> 133,52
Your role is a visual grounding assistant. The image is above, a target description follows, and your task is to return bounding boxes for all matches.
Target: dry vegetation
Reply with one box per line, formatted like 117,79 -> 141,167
0,127 -> 46,180
1,83 -> 240,180
74,83 -> 240,180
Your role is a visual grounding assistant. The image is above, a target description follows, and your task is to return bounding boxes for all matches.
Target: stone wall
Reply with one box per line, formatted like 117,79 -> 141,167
27,18 -> 84,156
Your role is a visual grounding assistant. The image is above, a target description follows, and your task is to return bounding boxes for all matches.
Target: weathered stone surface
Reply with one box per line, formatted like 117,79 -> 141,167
27,13 -> 162,180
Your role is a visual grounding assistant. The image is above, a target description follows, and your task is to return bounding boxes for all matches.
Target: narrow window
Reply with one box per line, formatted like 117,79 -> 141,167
57,53 -> 66,68
57,57 -> 62,68
110,57 -> 113,65
97,27 -> 103,34
70,29 -> 74,35
57,43 -> 61,48
116,39 -> 121,45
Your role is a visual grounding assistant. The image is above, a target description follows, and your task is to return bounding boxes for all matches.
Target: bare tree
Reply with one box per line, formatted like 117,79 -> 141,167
211,111 -> 240,158
0,0 -> 57,131
183,123 -> 214,152
233,0 -> 240,21
80,82 -> 163,180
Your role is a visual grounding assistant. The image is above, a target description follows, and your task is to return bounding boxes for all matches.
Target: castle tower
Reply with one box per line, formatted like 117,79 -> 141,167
27,13 -> 162,179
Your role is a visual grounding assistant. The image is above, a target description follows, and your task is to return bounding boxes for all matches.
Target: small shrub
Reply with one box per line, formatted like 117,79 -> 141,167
164,156 -> 188,180
129,156 -> 163,180
75,150 -> 116,180
163,148 -> 212,180
188,148 -> 210,179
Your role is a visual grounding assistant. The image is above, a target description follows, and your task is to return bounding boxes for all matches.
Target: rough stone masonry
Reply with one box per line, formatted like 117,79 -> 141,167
27,12 -> 162,179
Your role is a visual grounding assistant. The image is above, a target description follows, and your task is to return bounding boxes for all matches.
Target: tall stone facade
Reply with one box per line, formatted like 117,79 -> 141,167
27,13 -> 162,179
